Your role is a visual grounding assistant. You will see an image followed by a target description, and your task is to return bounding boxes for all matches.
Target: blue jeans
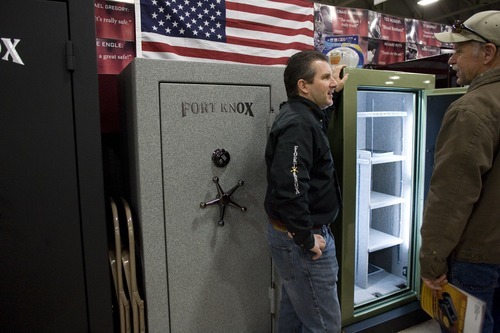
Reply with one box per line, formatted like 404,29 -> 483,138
266,223 -> 341,333
448,259 -> 500,333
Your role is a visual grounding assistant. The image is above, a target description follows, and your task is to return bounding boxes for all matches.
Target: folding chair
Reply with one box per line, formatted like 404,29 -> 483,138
109,198 -> 131,333
121,198 -> 146,333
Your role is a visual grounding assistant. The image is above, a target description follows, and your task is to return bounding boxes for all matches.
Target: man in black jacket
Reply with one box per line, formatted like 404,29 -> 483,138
264,50 -> 346,333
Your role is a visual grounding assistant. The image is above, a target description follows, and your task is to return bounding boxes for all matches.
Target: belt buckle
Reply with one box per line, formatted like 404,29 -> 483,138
269,218 -> 288,233
273,224 -> 287,233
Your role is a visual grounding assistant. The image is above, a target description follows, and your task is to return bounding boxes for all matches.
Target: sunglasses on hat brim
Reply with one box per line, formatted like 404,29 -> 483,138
452,20 -> 492,44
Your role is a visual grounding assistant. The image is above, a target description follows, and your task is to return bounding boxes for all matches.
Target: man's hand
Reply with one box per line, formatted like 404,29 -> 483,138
310,234 -> 326,260
287,232 -> 326,260
332,64 -> 349,92
422,274 -> 448,292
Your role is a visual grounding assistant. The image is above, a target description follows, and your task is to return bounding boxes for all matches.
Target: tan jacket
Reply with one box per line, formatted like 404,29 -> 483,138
420,67 -> 500,280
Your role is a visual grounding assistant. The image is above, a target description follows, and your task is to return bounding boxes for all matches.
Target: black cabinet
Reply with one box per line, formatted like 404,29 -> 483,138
0,1 -> 113,332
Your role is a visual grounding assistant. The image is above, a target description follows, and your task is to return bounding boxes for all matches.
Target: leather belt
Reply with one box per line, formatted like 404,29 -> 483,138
269,218 -> 288,232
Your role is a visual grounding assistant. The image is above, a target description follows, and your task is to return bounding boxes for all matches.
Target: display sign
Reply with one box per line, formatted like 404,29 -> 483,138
330,6 -> 368,36
380,13 -> 406,43
96,38 -> 135,75
94,0 -> 135,74
418,20 -> 443,47
323,35 -> 364,68
94,0 -> 134,40
376,40 -> 405,65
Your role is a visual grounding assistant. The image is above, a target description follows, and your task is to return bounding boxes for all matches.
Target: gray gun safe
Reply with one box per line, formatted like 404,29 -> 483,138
120,58 -> 287,332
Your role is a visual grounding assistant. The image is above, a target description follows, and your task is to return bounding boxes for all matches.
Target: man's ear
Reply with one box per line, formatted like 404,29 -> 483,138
484,44 -> 498,64
297,79 -> 309,96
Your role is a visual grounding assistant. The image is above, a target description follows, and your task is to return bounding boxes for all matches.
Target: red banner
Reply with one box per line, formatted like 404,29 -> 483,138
330,6 -> 368,36
380,13 -> 406,43
376,40 -> 405,65
94,0 -> 135,41
96,38 -> 135,75
418,20 -> 443,47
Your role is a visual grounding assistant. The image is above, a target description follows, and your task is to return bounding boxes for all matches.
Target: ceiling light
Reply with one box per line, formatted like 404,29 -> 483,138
417,0 -> 439,5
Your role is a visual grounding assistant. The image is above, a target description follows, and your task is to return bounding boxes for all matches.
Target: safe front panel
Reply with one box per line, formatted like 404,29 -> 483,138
160,83 -> 271,332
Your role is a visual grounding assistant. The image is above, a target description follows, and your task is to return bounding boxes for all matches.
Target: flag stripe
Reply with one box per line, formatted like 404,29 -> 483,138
225,18 -> 312,37
141,31 -> 311,58
226,10 -> 313,31
137,0 -> 314,65
141,42 -> 290,65
226,35 -> 312,51
225,2 -> 312,23
259,0 -> 314,8
227,19 -> 310,43
228,0 -> 312,15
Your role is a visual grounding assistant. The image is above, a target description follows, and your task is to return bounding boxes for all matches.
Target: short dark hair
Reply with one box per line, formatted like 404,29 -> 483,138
283,50 -> 328,98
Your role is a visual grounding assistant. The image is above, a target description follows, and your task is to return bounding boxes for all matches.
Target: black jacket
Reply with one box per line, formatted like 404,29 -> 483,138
264,96 -> 341,250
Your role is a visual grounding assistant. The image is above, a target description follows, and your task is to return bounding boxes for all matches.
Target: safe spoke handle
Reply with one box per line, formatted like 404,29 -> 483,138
200,176 -> 247,226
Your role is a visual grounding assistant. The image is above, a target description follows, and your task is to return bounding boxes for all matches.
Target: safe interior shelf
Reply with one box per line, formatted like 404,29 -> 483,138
369,191 -> 405,209
358,111 -> 408,118
371,155 -> 405,164
357,150 -> 406,165
368,228 -> 404,252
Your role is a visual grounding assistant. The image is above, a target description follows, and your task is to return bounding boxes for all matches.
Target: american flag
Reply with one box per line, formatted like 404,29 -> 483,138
136,0 -> 314,65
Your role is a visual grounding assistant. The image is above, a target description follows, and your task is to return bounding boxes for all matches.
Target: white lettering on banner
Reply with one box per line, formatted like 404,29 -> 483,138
291,145 -> 300,194
1,38 -> 24,65
383,16 -> 402,24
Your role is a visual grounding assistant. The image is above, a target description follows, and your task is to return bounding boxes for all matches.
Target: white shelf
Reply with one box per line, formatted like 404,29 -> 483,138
356,150 -> 405,164
368,228 -> 403,252
358,111 -> 407,118
371,154 -> 405,164
369,191 -> 405,209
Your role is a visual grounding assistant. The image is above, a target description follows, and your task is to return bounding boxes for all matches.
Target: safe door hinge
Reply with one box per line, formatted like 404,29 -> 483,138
66,41 -> 75,71
269,282 -> 276,316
